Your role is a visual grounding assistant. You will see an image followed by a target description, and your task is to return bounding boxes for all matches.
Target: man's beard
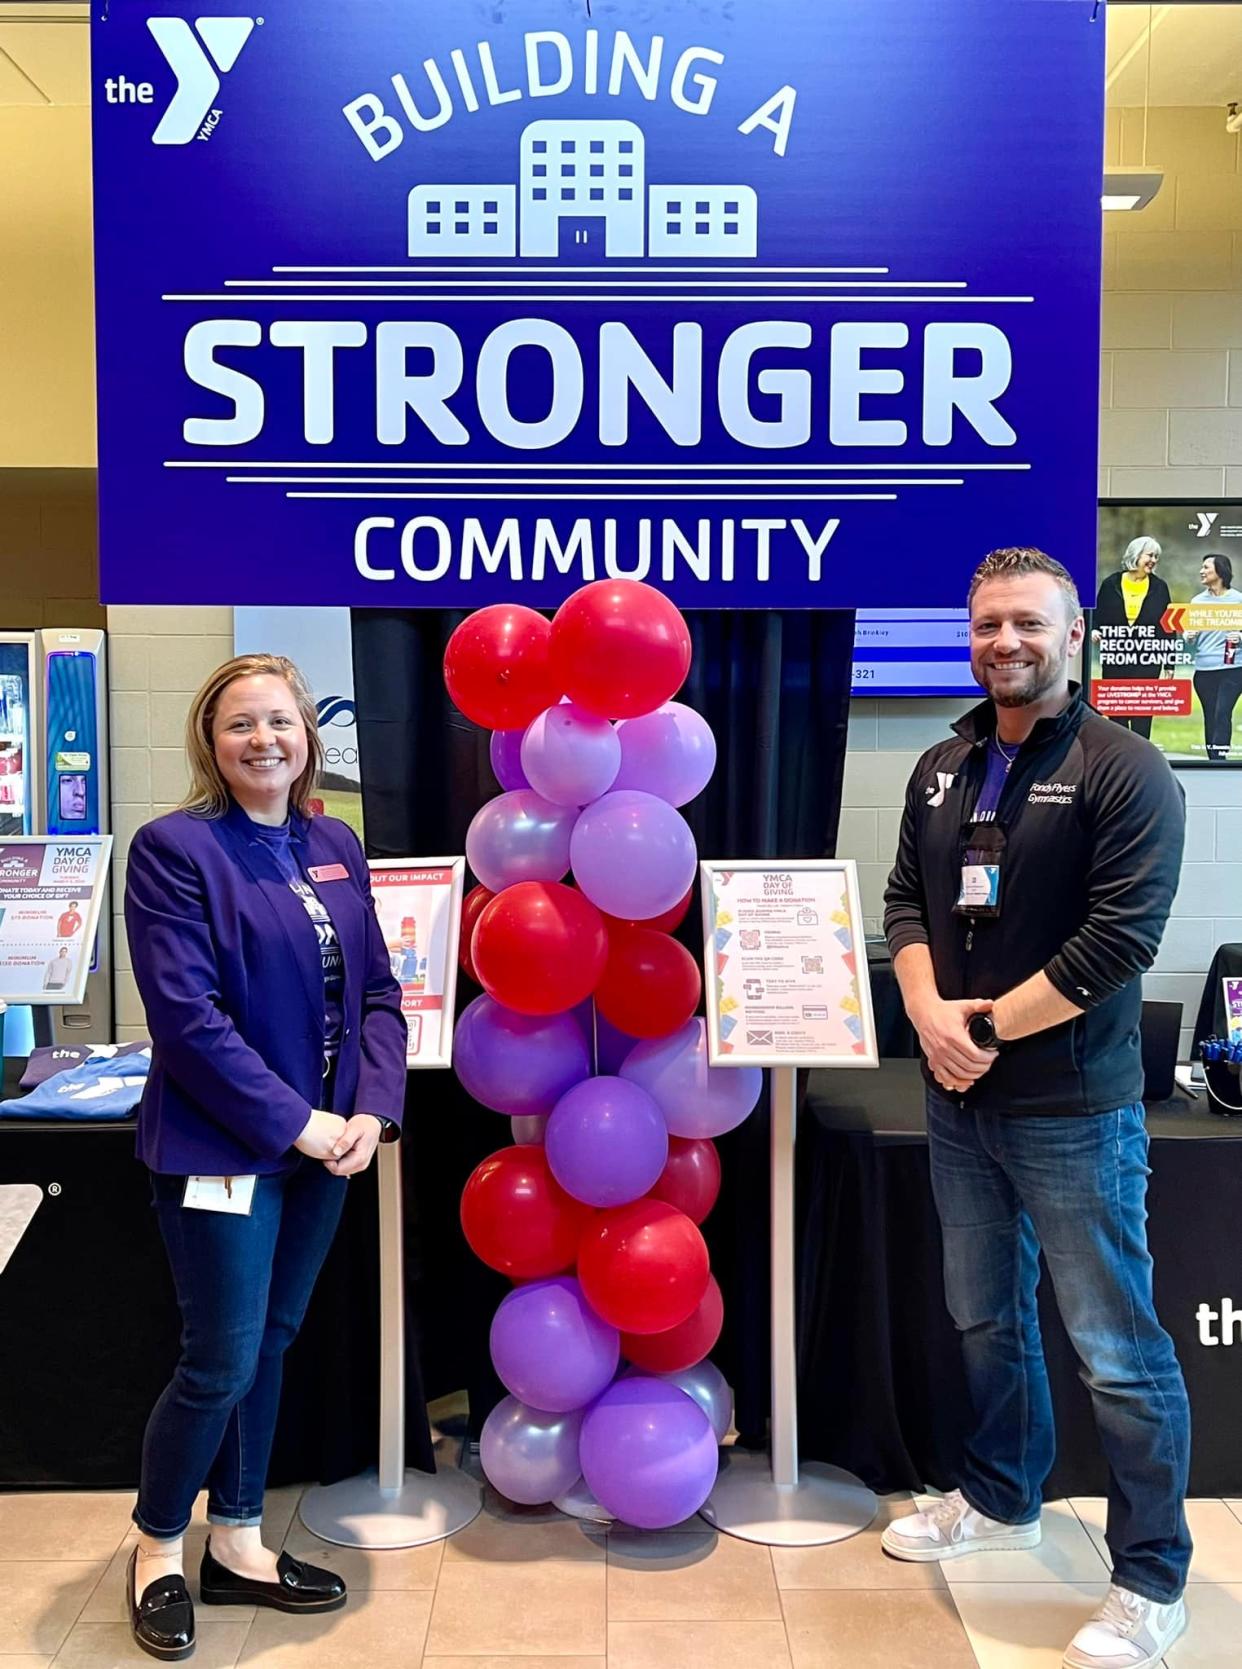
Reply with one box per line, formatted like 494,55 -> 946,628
974,643 -> 1068,708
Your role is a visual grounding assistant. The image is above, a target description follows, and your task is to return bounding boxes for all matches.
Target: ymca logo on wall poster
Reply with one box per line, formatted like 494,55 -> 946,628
92,1 -> 1104,610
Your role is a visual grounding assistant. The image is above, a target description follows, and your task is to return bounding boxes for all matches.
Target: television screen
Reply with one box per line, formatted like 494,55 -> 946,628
851,608 -> 979,698
1094,502 -> 1242,766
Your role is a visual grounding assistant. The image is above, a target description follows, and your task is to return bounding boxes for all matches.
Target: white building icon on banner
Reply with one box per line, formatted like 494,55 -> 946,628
407,117 -> 758,259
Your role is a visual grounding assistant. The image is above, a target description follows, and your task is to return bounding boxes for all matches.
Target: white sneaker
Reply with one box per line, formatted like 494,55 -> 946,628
1063,1585 -> 1187,1669
880,1489 -> 1041,1562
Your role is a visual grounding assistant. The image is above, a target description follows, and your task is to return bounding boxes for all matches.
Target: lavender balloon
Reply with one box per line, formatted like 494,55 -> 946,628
658,1359 -> 734,1445
613,703 -> 717,807
570,790 -> 697,921
521,701 -> 621,807
545,1076 -> 669,1208
595,1007 -> 639,1076
490,1276 -> 620,1413
466,789 -> 576,893
455,995 -> 591,1118
490,729 -> 530,792
481,1396 -> 584,1506
621,1019 -> 763,1139
510,1113 -> 548,1144
579,1376 -> 718,1529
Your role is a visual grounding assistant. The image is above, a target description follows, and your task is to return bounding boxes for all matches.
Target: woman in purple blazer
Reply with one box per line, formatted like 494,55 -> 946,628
123,653 -> 406,1662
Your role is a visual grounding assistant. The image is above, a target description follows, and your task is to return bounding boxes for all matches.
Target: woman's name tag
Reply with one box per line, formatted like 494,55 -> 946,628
182,1176 -> 256,1215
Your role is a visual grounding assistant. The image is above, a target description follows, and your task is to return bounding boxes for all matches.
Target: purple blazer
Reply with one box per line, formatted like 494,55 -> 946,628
124,802 -> 407,1175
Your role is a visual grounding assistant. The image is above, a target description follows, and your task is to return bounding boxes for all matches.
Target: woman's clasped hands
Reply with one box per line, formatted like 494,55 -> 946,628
293,1108 -> 383,1176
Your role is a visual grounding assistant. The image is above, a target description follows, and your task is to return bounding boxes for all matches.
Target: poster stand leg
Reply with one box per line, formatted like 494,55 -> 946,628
298,1142 -> 482,1549
699,1065 -> 877,1547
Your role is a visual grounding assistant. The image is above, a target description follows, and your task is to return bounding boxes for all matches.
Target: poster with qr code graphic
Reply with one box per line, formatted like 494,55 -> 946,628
700,859 -> 877,1068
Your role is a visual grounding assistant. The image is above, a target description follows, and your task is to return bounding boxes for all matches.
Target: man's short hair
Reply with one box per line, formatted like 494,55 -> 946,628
967,546 -> 1081,621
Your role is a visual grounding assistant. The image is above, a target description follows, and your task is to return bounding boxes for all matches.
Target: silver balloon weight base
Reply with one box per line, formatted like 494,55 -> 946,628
699,1450 -> 877,1547
298,1465 -> 482,1549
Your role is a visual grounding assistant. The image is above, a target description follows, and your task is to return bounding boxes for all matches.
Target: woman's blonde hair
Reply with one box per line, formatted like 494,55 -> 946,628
181,654 -> 323,818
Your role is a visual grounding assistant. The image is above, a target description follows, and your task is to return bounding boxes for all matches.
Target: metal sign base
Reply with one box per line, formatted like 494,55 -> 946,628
699,1450 -> 876,1547
298,1465 -> 482,1550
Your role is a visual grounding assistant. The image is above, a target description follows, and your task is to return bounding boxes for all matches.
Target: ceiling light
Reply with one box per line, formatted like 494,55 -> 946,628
1102,172 -> 1164,213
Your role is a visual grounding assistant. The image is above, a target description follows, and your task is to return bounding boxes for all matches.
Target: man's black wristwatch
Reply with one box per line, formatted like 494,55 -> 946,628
967,1012 -> 1002,1051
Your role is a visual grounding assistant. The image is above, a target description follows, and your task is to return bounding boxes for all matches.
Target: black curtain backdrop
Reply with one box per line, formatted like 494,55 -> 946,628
351,605 -> 857,1444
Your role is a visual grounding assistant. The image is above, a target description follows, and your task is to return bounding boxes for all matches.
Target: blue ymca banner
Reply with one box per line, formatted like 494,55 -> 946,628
92,1 -> 1105,609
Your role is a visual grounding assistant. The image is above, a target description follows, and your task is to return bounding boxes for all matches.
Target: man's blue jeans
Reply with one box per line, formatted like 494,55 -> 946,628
133,1159 -> 346,1538
926,1091 -> 1191,1603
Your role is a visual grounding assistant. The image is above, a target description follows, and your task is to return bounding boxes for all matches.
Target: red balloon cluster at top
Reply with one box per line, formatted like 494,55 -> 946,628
445,580 -> 759,1528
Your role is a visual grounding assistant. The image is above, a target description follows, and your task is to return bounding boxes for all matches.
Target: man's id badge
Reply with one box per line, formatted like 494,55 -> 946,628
182,1176 -> 257,1215
957,864 -> 1000,911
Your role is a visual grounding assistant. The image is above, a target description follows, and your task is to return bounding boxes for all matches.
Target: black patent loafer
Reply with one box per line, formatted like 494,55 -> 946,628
199,1541 -> 347,1613
127,1547 -> 195,1661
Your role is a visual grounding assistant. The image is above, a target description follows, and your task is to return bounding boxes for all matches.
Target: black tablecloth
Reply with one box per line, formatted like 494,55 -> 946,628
797,1060 -> 1242,1498
0,1058 -> 435,1489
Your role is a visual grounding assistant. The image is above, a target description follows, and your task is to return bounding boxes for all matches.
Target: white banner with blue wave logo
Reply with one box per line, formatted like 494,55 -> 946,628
233,608 -> 363,836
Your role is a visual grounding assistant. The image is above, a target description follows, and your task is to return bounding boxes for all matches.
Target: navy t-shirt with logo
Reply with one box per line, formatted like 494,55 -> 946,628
249,818 -> 344,1063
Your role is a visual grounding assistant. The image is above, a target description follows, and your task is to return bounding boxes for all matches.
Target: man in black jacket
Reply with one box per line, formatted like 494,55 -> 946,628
880,548 -> 1191,1669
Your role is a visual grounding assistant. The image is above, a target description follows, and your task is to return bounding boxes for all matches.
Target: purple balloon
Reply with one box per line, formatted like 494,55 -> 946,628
579,1376 -> 718,1529
490,1276 -> 620,1414
480,1396 -> 583,1506
466,789 -> 577,893
510,1113 -> 548,1144
455,995 -> 591,1118
595,1007 -> 638,1076
490,729 -> 530,792
613,703 -> 717,807
521,702 -> 621,808
570,790 -> 697,921
621,1019 -> 763,1139
545,1076 -> 669,1208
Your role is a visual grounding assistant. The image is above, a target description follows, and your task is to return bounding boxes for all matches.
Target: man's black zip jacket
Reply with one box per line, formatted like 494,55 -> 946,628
883,685 -> 1185,1116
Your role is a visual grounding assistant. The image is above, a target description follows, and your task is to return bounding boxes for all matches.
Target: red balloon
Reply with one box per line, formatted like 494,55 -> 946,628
622,1276 -> 723,1374
595,927 -> 701,1040
444,605 -> 561,730
604,884 -> 696,936
550,580 -> 692,720
578,1199 -> 710,1335
460,1145 -> 593,1280
459,883 -> 495,982
472,881 -> 608,1016
647,1137 -> 721,1226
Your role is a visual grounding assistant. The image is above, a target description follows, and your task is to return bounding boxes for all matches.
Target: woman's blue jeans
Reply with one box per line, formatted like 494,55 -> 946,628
133,1159 -> 346,1538
926,1091 -> 1192,1603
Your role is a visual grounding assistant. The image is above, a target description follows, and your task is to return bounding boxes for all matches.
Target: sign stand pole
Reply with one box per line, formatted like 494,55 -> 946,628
298,1144 -> 482,1550
699,1064 -> 878,1546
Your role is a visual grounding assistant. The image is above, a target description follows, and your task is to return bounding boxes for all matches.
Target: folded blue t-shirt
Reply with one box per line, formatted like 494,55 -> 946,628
2,1049 -> 152,1120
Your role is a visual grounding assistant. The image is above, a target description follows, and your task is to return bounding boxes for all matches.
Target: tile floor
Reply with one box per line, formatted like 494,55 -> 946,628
2,1477 -> 1241,1667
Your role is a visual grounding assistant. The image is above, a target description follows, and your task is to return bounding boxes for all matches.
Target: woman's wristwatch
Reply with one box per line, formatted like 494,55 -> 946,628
967,1012 -> 1003,1051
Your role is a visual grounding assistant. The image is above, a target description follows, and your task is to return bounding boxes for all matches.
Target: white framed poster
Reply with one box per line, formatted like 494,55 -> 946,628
700,859 -> 878,1069
0,836 -> 112,1006
368,857 -> 465,1069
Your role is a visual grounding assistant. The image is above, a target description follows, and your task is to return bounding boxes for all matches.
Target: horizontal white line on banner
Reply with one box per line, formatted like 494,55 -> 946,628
230,476 -> 963,488
284,491 -> 899,501
161,293 -> 1035,304
164,460 -> 1031,471
271,265 -> 893,275
229,277 -> 968,289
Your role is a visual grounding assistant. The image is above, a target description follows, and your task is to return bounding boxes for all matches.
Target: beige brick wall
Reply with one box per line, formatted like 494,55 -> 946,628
108,606 -> 234,1040
1100,105 -> 1242,498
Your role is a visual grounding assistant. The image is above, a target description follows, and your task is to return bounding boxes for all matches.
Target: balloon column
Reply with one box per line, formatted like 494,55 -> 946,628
447,581 -> 763,1528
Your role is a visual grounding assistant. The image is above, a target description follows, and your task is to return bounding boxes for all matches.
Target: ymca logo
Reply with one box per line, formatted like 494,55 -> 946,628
145,16 -> 259,145
925,771 -> 956,808
1189,512 -> 1218,539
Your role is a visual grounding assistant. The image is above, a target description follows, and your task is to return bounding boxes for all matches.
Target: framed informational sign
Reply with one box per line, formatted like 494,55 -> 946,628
368,857 -> 464,1068
93,1 -> 1102,610
0,837 -> 112,1006
1094,501 -> 1242,766
700,859 -> 877,1068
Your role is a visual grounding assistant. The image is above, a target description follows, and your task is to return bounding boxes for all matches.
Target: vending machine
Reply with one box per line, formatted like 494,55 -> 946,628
0,627 -> 111,1045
